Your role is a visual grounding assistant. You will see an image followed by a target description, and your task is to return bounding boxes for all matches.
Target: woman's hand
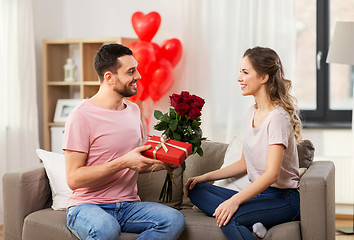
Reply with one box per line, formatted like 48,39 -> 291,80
213,197 -> 240,227
184,175 -> 207,197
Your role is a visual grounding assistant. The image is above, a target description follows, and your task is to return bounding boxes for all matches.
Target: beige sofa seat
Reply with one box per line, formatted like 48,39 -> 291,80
3,141 -> 335,240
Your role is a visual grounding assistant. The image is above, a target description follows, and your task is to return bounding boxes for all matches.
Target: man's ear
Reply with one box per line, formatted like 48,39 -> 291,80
261,74 -> 269,84
103,71 -> 114,85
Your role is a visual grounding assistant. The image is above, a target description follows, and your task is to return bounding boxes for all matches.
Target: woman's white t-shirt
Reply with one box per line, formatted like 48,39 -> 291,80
243,106 -> 300,189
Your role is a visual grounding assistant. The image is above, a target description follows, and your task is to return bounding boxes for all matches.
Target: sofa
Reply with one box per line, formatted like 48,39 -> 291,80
3,140 -> 335,240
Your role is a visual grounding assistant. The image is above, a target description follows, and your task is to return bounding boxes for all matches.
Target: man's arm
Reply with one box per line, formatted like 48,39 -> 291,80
65,145 -> 162,190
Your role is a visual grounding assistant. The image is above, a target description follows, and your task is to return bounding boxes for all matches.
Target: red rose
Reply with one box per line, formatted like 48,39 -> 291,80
175,102 -> 189,116
190,95 -> 205,111
188,108 -> 201,120
180,91 -> 190,100
169,91 -> 205,118
169,94 -> 181,108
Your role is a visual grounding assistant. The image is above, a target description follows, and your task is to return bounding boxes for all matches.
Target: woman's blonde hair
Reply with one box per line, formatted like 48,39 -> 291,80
243,47 -> 302,142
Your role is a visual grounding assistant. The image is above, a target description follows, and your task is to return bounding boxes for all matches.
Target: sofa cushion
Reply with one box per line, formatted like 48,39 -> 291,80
36,149 -> 72,210
182,141 -> 228,208
138,167 -> 183,209
297,139 -> 315,168
23,209 -> 77,240
180,209 -> 301,240
22,208 -> 139,240
179,209 -> 227,240
263,221 -> 301,240
213,136 -> 251,191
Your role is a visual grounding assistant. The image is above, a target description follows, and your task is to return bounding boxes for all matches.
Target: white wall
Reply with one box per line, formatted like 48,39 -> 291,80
303,129 -> 352,157
33,0 -> 185,146
61,0 -> 184,41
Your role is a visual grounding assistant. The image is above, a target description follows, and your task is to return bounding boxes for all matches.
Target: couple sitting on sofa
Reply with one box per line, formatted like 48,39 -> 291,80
62,43 -> 302,240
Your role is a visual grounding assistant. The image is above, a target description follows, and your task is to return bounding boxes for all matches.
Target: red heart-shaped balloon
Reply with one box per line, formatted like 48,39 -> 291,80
159,38 -> 183,68
132,12 -> 161,42
128,41 -> 157,75
148,59 -> 174,102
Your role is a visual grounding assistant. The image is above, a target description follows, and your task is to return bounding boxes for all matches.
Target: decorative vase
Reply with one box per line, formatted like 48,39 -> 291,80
64,58 -> 77,82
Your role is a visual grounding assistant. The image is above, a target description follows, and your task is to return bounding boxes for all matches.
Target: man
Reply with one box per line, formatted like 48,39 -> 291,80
63,43 -> 185,240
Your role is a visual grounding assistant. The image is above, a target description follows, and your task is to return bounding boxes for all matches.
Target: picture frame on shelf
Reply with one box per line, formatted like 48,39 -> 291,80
54,99 -> 82,123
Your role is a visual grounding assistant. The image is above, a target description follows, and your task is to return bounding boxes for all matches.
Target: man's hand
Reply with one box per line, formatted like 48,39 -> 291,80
122,145 -> 163,173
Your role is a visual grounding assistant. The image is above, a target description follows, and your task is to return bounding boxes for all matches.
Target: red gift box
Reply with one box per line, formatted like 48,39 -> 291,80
142,135 -> 193,165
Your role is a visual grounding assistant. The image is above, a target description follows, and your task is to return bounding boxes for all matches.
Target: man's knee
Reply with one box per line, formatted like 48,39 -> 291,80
160,208 -> 185,234
171,209 -> 185,230
91,218 -> 121,240
66,205 -> 121,240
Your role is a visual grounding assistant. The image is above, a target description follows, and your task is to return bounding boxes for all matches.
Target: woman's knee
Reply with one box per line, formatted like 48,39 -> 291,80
188,182 -> 207,199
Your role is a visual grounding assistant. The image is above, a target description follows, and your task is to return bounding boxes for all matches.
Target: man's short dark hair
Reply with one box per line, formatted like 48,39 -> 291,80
94,43 -> 133,82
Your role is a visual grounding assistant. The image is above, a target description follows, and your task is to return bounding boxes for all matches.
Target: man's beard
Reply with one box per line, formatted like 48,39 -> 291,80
113,81 -> 137,98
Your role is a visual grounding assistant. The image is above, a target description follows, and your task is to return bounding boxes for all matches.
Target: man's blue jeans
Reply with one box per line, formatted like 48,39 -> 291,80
66,201 -> 185,240
189,182 -> 300,240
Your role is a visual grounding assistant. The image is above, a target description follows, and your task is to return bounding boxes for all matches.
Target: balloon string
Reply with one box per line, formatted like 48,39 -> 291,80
143,100 -> 150,136
143,99 -> 154,137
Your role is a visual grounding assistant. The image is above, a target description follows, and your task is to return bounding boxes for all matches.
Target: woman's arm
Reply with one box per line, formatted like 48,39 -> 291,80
185,150 -> 247,197
213,144 -> 285,227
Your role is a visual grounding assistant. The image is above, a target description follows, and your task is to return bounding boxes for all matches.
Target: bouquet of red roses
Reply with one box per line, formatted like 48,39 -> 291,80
153,91 -> 206,202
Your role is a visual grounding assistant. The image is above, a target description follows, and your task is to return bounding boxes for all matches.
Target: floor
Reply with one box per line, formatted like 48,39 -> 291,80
336,218 -> 354,240
0,219 -> 353,239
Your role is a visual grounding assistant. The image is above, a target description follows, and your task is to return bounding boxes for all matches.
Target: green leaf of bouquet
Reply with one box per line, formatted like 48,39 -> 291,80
189,138 -> 197,144
192,120 -> 201,128
197,147 -> 204,156
161,113 -> 171,123
154,110 -> 163,120
170,119 -> 178,131
169,108 -> 176,117
171,112 -> 176,119
154,125 -> 163,131
173,132 -> 181,141
187,125 -> 193,134
165,128 -> 172,138
154,121 -> 167,131
192,147 -> 197,154
181,162 -> 186,171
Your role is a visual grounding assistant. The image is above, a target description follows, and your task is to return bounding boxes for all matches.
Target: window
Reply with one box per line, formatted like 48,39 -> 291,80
294,0 -> 354,128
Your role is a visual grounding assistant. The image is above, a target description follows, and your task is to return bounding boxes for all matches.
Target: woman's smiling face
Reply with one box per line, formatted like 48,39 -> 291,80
238,56 -> 265,96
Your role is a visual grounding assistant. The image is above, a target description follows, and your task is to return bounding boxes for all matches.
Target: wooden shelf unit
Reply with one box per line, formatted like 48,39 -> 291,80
42,37 -> 136,151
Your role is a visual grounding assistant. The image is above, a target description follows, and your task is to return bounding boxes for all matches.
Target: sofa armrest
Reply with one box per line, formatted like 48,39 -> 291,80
3,163 -> 51,240
299,161 -> 335,240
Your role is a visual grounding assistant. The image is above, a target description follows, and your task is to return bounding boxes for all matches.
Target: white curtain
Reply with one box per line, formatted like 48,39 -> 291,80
182,0 -> 296,143
0,0 -> 40,224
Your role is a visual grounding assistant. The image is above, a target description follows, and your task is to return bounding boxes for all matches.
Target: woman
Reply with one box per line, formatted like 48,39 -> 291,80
185,46 -> 302,239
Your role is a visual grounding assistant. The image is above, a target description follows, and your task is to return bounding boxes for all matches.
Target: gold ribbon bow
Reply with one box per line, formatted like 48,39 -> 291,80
152,135 -> 169,159
146,135 -> 189,160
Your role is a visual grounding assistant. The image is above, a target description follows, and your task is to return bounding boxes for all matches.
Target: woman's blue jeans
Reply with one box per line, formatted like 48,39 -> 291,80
189,182 -> 300,240
66,201 -> 185,240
